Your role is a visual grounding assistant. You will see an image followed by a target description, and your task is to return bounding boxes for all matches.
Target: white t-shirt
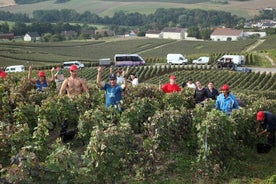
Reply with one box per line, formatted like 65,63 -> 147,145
132,78 -> 138,86
187,83 -> 196,89
117,76 -> 123,85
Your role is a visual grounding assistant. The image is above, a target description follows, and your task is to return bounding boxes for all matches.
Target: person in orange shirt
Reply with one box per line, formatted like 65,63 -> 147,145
159,75 -> 181,93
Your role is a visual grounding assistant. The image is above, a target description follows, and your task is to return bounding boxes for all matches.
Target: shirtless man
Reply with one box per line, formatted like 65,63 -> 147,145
59,65 -> 89,97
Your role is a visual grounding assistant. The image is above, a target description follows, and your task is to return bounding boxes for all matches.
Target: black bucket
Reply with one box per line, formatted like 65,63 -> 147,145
256,143 -> 272,153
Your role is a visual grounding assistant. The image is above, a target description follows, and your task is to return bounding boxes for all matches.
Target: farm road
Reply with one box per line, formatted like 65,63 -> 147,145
244,39 -> 275,66
244,39 -> 264,52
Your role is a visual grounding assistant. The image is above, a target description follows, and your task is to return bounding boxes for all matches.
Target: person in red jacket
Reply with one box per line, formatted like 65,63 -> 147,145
159,75 -> 181,93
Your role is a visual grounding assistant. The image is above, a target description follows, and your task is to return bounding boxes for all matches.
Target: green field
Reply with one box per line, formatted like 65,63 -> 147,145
1,37 -> 271,67
0,0 -> 265,19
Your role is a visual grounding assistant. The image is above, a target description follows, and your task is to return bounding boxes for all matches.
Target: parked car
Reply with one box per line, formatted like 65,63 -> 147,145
5,65 -> 25,72
192,56 -> 210,64
167,54 -> 188,65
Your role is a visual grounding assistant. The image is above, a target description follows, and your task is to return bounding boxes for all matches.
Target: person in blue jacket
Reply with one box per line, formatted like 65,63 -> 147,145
215,84 -> 239,116
256,111 -> 276,146
97,66 -> 127,110
28,66 -> 55,92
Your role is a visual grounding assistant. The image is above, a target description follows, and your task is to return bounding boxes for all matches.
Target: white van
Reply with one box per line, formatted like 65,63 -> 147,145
192,56 -> 210,64
167,54 -> 188,65
217,55 -> 245,66
63,61 -> 84,69
5,65 -> 25,72
114,54 -> 146,66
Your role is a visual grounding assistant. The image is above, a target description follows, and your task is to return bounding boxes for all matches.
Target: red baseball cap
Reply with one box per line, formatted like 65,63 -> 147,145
257,111 -> 265,121
38,71 -> 45,77
0,70 -> 7,78
221,84 -> 230,91
170,75 -> 176,79
70,65 -> 78,71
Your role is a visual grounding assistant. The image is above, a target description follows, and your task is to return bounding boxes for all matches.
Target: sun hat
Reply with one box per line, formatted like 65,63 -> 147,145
70,65 -> 78,71
38,71 -> 46,77
256,111 -> 265,121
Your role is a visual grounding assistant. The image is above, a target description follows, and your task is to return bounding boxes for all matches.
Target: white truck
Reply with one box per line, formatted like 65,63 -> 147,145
167,54 -> 188,65
192,56 -> 210,64
217,55 -> 245,66
99,58 -> 112,66
5,65 -> 25,72
63,61 -> 84,69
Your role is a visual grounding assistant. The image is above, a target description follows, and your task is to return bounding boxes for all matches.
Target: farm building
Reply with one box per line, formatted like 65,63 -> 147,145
244,31 -> 267,38
124,30 -> 139,37
210,27 -> 244,41
145,30 -> 162,39
161,27 -> 187,40
24,32 -> 40,42
0,33 -> 14,40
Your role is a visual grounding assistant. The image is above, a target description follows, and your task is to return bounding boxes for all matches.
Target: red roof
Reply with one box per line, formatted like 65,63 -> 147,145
211,28 -> 243,36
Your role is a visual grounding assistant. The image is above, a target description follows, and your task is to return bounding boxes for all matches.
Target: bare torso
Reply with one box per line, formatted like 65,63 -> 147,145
62,76 -> 88,97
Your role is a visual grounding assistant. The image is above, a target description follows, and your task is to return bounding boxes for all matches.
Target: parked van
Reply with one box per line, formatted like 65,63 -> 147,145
192,56 -> 210,64
217,55 -> 245,66
167,54 -> 188,65
99,58 -> 112,66
63,61 -> 84,69
114,54 -> 146,66
5,65 -> 25,73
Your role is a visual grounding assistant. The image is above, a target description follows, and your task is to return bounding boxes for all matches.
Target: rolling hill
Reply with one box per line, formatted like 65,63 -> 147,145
0,0 -> 276,19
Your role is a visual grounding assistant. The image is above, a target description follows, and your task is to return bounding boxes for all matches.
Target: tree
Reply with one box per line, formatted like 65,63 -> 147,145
0,22 -> 10,33
200,28 -> 213,40
11,22 -> 27,35
187,26 -> 200,38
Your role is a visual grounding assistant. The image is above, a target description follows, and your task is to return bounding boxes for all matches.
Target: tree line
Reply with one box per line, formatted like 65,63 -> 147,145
0,8 -> 243,29
0,7 -> 275,41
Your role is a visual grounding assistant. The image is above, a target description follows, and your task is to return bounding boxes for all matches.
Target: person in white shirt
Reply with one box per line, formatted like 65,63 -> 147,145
186,78 -> 196,89
130,74 -> 138,87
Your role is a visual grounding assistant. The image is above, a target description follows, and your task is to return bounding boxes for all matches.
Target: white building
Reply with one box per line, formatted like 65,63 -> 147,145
145,30 -> 161,39
24,32 -> 40,42
210,27 -> 244,41
161,27 -> 186,40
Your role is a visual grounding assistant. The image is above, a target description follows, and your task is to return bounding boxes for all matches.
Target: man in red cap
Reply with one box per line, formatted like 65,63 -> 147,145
28,66 -> 55,91
215,84 -> 239,116
59,65 -> 89,97
159,75 -> 181,93
256,111 -> 276,146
